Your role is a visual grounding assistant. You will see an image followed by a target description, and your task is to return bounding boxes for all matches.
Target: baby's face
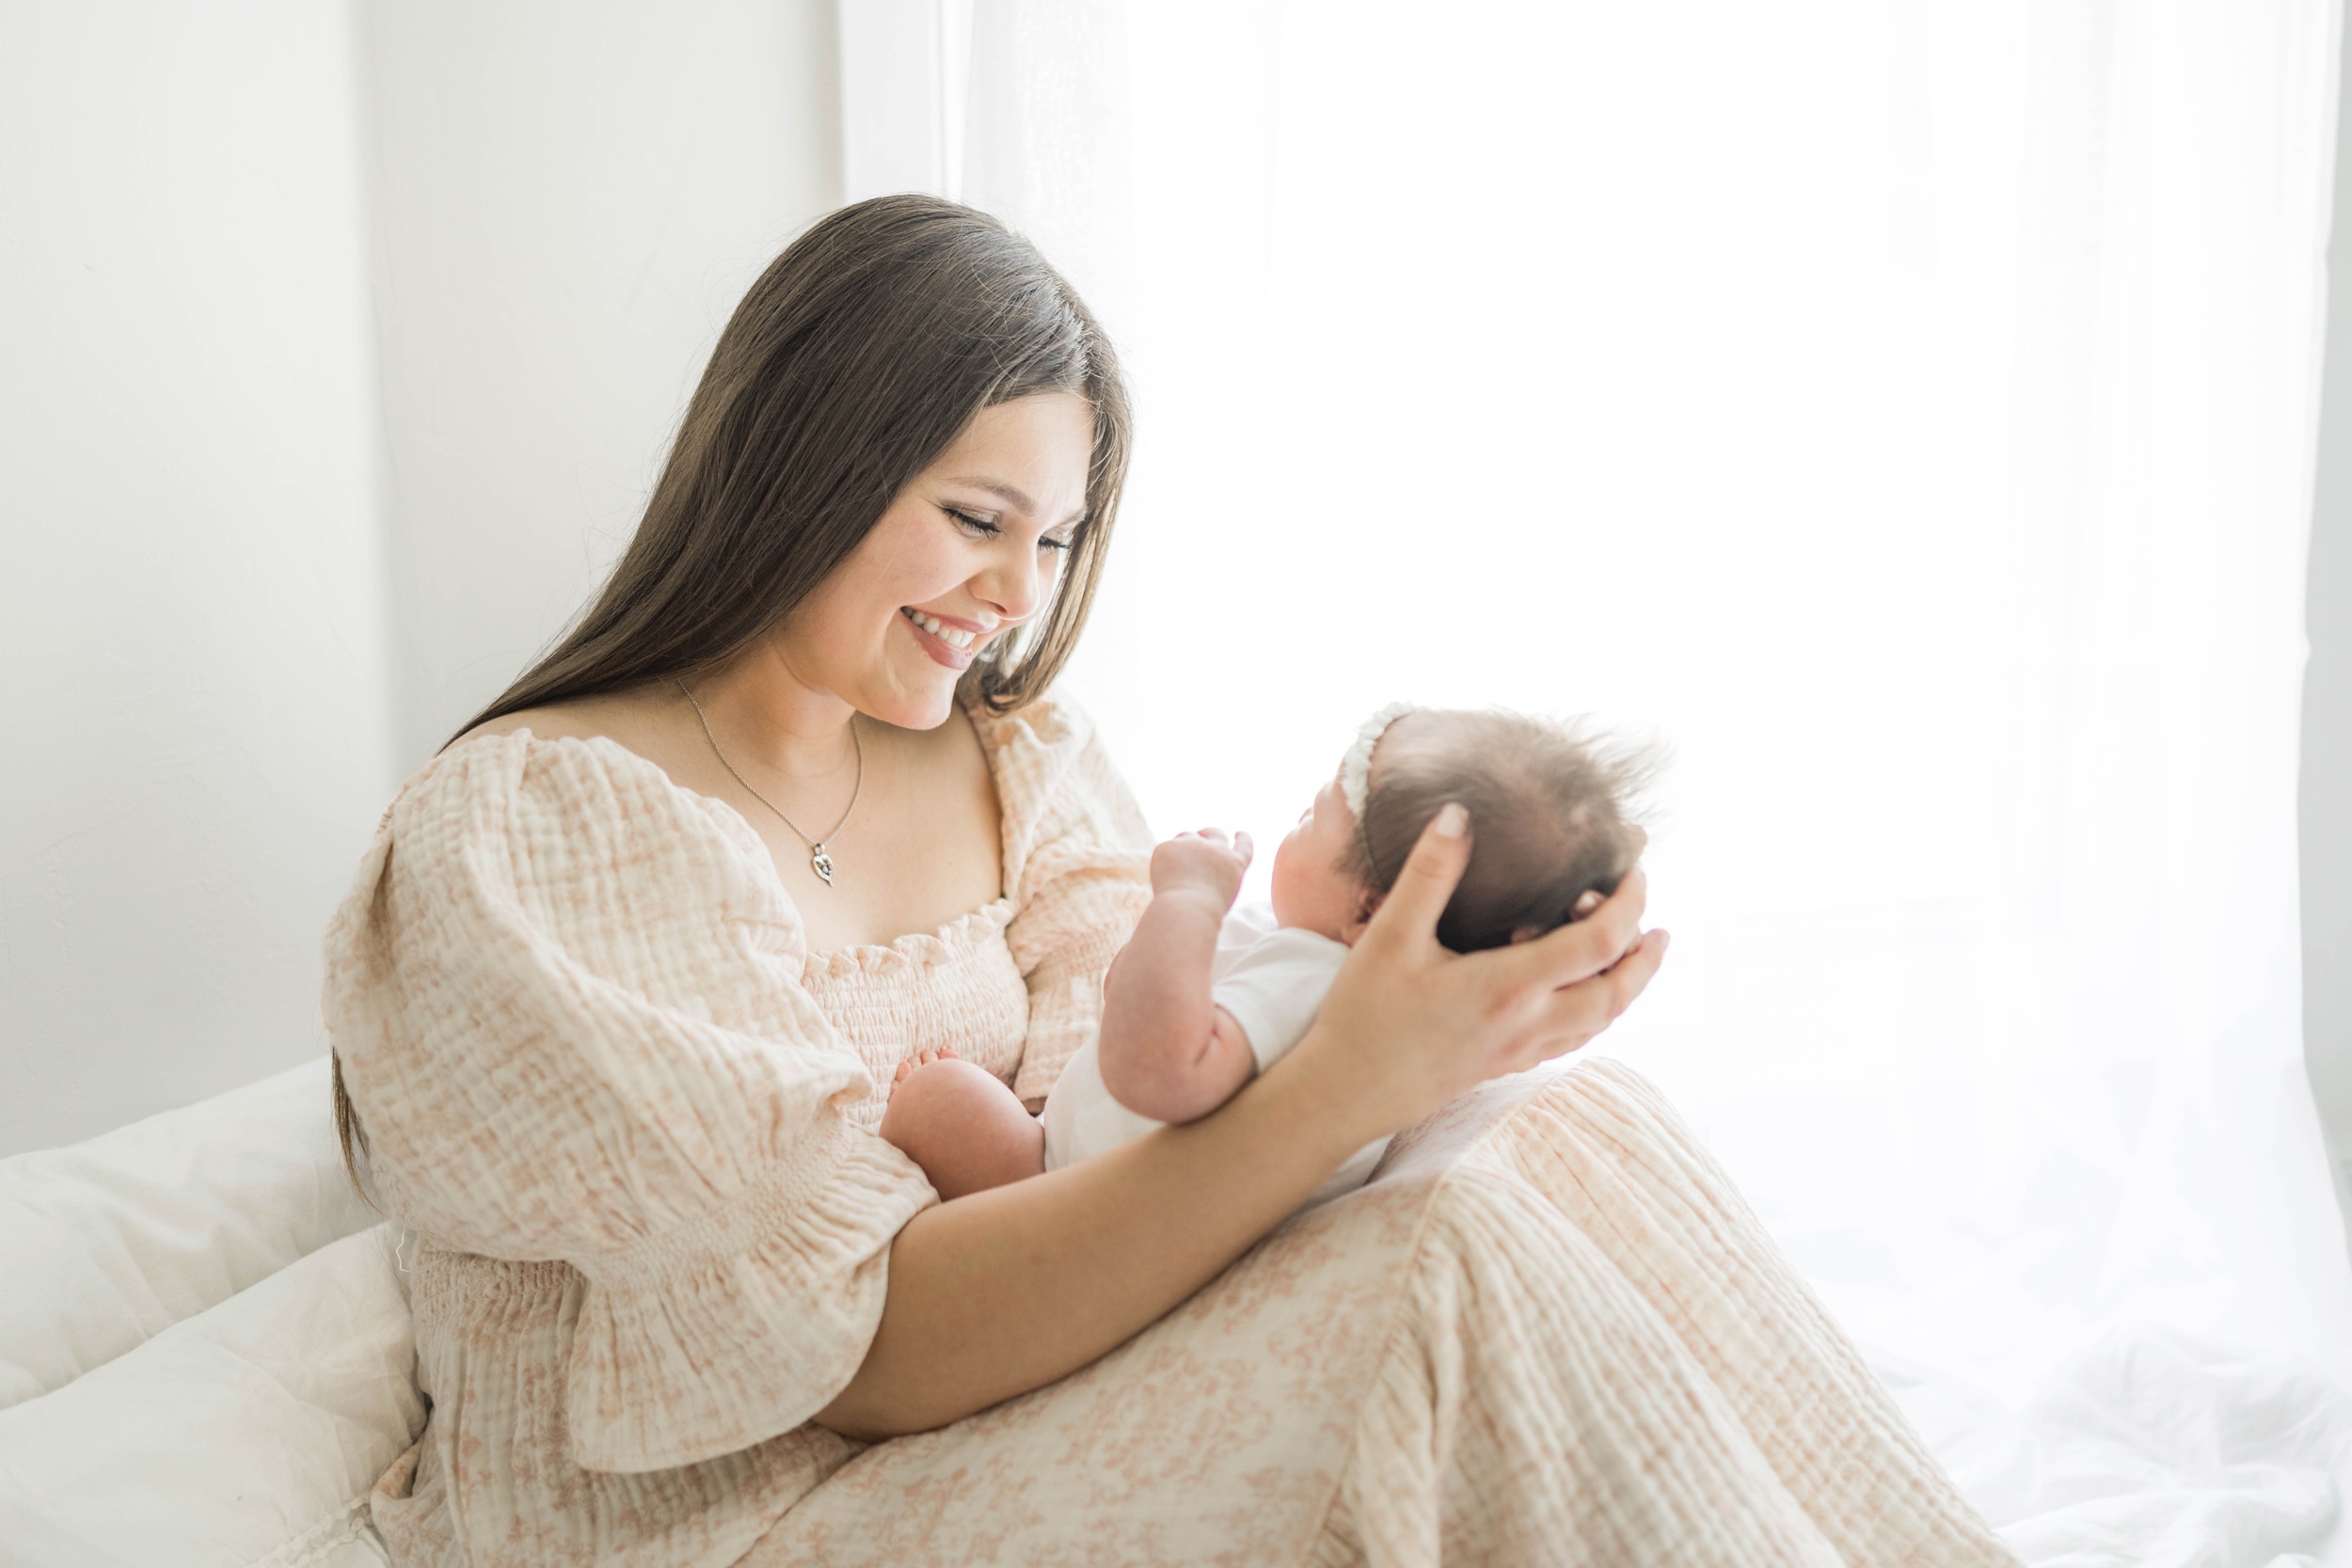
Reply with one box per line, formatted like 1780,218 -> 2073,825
1270,762 -> 1371,942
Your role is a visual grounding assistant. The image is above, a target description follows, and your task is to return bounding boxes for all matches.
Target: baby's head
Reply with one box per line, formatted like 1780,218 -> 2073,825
1271,705 -> 1648,951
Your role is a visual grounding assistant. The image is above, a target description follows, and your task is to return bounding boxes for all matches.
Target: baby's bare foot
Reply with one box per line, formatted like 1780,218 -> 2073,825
888,1047 -> 962,1098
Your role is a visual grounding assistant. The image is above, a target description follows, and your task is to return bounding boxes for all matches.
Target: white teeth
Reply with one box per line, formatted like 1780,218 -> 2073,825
906,609 -> 979,651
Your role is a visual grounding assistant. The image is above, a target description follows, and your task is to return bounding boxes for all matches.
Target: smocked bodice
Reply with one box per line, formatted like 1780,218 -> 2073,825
802,898 -> 1028,1133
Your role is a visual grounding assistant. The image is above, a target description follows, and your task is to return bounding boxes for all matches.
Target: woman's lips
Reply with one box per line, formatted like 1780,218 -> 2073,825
901,606 -> 983,671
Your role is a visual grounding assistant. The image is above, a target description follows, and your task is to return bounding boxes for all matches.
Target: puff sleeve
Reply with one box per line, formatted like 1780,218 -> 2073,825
322,734 -> 937,1474
979,695 -> 1157,1104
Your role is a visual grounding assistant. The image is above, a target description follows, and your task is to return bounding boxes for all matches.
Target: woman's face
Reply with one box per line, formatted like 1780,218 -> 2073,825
774,391 -> 1095,730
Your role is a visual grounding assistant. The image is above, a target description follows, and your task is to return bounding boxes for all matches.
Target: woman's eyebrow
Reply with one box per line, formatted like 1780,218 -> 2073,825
944,477 -> 1037,514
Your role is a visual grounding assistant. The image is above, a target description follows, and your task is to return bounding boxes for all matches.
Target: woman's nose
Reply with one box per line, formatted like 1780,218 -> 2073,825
975,541 -> 1052,623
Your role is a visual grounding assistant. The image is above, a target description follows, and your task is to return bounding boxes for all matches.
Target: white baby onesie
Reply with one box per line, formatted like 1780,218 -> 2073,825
1041,903 -> 1391,1209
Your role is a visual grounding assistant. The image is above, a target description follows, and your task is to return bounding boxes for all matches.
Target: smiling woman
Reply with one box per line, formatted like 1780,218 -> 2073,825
791,392 -> 1094,705
320,195 -> 2009,1565
446,201 -> 1127,740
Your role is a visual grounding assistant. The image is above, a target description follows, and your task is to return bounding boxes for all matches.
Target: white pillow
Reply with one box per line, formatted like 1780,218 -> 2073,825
0,1224 -> 421,1568
0,1056 -> 379,1409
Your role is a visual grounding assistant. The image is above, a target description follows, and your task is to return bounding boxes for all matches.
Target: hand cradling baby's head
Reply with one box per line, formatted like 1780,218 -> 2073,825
1343,707 -> 1653,952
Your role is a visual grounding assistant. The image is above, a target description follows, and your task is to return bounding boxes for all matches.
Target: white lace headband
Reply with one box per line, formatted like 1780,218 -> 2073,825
1341,702 -> 1417,821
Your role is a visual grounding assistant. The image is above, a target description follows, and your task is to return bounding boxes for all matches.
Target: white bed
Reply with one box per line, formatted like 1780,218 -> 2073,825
2,1058 -> 2346,1567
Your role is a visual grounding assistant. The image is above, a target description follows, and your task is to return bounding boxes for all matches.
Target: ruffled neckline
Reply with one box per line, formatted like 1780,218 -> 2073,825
444,696 -> 1055,980
801,895 -> 1017,978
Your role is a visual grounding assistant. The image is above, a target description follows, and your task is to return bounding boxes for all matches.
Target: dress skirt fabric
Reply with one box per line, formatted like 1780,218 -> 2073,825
755,1057 -> 2018,1568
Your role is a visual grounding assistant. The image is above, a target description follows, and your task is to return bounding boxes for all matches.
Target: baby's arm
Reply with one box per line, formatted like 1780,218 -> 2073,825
1095,829 -> 1261,1125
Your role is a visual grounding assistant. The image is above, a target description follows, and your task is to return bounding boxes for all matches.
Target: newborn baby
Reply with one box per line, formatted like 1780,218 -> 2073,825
877,704 -> 1648,1204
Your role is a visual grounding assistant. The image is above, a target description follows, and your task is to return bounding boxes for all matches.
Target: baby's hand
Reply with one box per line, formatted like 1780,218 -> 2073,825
1151,828 -> 1254,906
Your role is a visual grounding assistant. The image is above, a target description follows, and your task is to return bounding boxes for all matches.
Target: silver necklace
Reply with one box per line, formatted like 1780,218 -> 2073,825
677,679 -> 863,887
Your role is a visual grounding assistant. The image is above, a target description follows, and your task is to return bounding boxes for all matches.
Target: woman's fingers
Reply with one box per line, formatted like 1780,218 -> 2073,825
1599,927 -> 1668,1017
1357,803 -> 1472,955
1503,864 -> 1648,989
1520,927 -> 1672,1066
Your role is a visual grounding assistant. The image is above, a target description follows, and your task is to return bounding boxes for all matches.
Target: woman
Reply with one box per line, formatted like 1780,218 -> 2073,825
326,197 -> 2015,1565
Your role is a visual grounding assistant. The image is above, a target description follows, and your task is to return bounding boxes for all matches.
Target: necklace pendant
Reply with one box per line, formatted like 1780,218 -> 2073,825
810,845 -> 835,887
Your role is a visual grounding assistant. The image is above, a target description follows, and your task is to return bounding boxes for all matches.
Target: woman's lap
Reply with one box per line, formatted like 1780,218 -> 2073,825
752,1058 -> 2016,1568
756,1119 -> 1427,1565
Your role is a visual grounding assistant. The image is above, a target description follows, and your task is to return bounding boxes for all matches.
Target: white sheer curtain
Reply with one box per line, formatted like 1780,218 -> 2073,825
847,0 -> 2352,1398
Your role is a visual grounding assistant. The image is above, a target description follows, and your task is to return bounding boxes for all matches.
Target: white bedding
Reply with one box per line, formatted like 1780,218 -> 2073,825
0,1058 -> 2344,1567
0,1226 -> 419,1568
0,1055 -> 375,1411
1884,1328 -> 2352,1566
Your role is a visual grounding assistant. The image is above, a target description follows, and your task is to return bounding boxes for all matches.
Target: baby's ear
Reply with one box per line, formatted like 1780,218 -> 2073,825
1343,886 -> 1385,942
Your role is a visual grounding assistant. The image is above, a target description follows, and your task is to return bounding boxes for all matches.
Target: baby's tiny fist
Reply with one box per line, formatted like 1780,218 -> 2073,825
1151,830 -> 1251,902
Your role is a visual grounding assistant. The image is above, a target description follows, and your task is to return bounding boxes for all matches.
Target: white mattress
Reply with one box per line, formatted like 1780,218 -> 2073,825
0,1058 -> 2344,1566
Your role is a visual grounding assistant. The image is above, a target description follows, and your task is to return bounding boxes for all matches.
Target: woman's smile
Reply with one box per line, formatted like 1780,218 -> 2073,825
900,605 -> 995,669
762,390 -> 1090,729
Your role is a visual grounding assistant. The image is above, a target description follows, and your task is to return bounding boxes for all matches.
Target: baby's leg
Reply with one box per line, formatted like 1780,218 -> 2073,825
878,1050 -> 1045,1201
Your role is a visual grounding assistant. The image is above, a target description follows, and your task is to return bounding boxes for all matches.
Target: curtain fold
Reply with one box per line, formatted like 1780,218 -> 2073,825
844,0 -> 2352,1393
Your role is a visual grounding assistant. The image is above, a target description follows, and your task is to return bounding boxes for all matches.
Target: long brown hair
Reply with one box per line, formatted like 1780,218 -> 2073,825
333,196 -> 1132,1196
464,194 -> 1127,736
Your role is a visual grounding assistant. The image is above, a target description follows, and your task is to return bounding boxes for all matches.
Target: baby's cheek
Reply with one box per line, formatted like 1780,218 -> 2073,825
1267,832 -> 1305,920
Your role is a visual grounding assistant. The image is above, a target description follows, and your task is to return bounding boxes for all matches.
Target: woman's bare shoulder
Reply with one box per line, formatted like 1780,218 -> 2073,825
397,689 -> 743,872
444,688 -> 723,806
461,688 -> 716,772
463,691 -> 650,748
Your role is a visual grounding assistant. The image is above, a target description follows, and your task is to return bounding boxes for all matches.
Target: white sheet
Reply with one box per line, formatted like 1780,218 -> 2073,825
1881,1323 -> 2352,1567
0,1056 -> 377,1410
0,1224 -> 421,1568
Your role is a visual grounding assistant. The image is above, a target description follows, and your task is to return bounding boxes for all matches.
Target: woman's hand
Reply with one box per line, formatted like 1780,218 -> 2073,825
818,805 -> 1663,1441
1283,803 -> 1668,1147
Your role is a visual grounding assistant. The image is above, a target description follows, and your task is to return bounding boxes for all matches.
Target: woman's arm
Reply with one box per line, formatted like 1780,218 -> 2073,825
818,1040 -> 1360,1438
815,804 -> 1668,1439
1094,830 -> 1259,1123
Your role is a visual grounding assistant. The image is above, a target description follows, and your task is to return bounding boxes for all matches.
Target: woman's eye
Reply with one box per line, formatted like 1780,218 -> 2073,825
946,504 -> 1074,552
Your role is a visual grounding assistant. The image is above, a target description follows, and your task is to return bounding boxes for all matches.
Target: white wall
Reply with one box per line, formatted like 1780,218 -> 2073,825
357,0 -> 844,766
0,2 -> 393,1156
2,2 -> 846,1156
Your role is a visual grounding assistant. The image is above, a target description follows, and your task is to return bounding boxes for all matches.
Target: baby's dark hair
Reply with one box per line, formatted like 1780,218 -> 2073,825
1344,709 -> 1650,953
